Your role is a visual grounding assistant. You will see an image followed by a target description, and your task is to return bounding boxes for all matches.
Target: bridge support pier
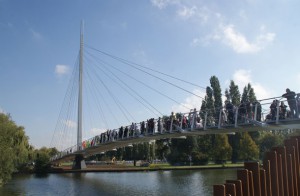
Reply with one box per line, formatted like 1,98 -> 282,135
72,154 -> 86,170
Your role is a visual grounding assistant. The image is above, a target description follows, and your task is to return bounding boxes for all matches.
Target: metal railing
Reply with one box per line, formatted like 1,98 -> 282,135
51,96 -> 300,162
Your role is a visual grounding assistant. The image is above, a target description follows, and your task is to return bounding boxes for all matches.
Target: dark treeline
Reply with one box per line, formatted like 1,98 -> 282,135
90,76 -> 296,166
0,113 -> 58,186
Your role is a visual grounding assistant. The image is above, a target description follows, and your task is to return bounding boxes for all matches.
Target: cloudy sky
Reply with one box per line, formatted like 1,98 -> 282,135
1,0 -> 299,149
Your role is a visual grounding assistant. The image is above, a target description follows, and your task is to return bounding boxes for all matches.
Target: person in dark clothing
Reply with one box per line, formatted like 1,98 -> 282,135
270,100 -> 277,120
225,100 -> 235,124
279,101 -> 287,119
238,101 -> 247,122
282,88 -> 298,118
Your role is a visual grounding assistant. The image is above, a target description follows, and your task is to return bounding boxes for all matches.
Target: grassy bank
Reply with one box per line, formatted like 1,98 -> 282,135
50,162 -> 244,173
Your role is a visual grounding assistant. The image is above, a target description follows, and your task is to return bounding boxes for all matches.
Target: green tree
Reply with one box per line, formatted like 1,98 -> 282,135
167,136 -> 198,165
258,132 -> 283,159
202,86 -> 215,126
210,76 -> 223,112
0,113 -> 31,185
228,80 -> 241,106
34,150 -> 50,174
226,80 -> 241,163
241,83 -> 257,103
212,134 -> 232,164
155,139 -> 170,160
238,132 -> 259,161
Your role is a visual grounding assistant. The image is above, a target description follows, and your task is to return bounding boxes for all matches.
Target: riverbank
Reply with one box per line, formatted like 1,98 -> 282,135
50,163 -> 244,173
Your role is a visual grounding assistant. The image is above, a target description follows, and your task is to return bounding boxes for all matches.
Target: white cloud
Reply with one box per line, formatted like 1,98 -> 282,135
233,69 -> 271,99
55,64 -> 70,76
190,38 -> 201,47
177,6 -> 197,19
29,28 -> 43,40
83,128 -> 106,141
63,120 -> 77,128
171,89 -> 205,113
220,24 -> 275,53
90,127 -> 106,135
150,0 -> 173,9
239,10 -> 247,20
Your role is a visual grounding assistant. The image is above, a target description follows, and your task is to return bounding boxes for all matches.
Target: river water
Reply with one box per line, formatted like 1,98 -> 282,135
0,169 -> 236,196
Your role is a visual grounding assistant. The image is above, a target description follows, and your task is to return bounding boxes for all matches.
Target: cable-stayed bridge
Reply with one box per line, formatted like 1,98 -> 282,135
50,25 -> 300,168
50,101 -> 300,165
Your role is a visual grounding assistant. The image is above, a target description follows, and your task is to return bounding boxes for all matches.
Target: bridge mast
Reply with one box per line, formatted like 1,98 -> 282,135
73,21 -> 87,169
77,21 -> 84,151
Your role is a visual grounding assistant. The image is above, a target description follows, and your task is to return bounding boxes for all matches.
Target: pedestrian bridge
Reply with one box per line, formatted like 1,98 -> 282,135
51,97 -> 300,164
49,28 -> 300,166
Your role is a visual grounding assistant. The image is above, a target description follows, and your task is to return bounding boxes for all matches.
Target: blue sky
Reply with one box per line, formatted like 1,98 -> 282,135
1,0 -> 300,149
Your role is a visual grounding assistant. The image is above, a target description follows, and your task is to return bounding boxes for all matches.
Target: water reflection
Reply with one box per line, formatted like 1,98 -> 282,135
0,169 -> 237,196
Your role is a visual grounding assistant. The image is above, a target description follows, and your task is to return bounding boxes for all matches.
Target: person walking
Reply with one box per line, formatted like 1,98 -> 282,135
282,88 -> 298,118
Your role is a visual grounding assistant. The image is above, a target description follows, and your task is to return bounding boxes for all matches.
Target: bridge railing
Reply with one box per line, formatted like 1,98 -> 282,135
51,95 -> 300,162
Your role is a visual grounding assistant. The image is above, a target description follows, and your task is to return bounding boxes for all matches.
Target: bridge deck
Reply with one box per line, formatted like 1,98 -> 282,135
51,119 -> 300,164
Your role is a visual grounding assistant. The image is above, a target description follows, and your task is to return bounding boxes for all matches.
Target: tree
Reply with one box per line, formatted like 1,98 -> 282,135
238,132 -> 259,161
167,136 -> 198,165
34,151 -> 50,174
259,132 -> 283,159
241,83 -> 257,103
226,80 -> 241,163
212,134 -> 232,164
0,113 -> 31,186
155,139 -> 170,160
210,76 -> 223,114
203,86 -> 215,126
228,80 -> 241,106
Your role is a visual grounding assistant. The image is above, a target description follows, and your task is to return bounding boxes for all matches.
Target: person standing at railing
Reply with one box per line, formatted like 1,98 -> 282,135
297,93 -> 300,118
282,88 -> 298,118
225,100 -> 235,124
157,117 -> 162,133
279,101 -> 287,119
270,100 -> 277,120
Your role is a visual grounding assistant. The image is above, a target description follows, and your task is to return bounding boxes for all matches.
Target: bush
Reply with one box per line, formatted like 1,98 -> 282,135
34,152 -> 50,174
191,151 -> 209,165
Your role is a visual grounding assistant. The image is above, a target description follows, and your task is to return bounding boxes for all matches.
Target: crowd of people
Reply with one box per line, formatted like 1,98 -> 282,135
59,88 -> 300,155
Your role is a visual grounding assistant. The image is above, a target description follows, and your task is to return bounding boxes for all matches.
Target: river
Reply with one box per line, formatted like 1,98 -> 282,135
0,169 -> 236,196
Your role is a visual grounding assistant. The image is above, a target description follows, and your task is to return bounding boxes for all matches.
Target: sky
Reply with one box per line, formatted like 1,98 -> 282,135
1,0 -> 300,149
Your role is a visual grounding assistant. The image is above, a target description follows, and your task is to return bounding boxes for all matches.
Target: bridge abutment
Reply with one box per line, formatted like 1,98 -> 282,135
72,154 -> 86,170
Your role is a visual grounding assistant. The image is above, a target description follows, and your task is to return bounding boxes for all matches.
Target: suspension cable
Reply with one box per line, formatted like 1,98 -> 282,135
86,45 -> 204,99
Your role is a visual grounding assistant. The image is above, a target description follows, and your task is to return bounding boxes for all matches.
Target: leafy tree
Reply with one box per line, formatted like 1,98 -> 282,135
212,134 -> 232,164
32,147 -> 59,173
0,113 -> 31,185
258,132 -> 283,159
225,81 -> 241,163
228,133 -> 241,163
241,83 -> 257,103
155,139 -> 170,160
210,76 -> 223,117
228,80 -> 241,106
191,151 -> 209,165
34,151 -> 50,174
247,83 -> 257,102
238,132 -> 259,161
167,136 -> 198,165
198,135 -> 213,157
200,98 -> 207,121
203,86 -> 215,126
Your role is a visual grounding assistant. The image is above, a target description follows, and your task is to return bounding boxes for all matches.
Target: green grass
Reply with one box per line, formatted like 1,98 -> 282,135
148,162 -> 243,170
